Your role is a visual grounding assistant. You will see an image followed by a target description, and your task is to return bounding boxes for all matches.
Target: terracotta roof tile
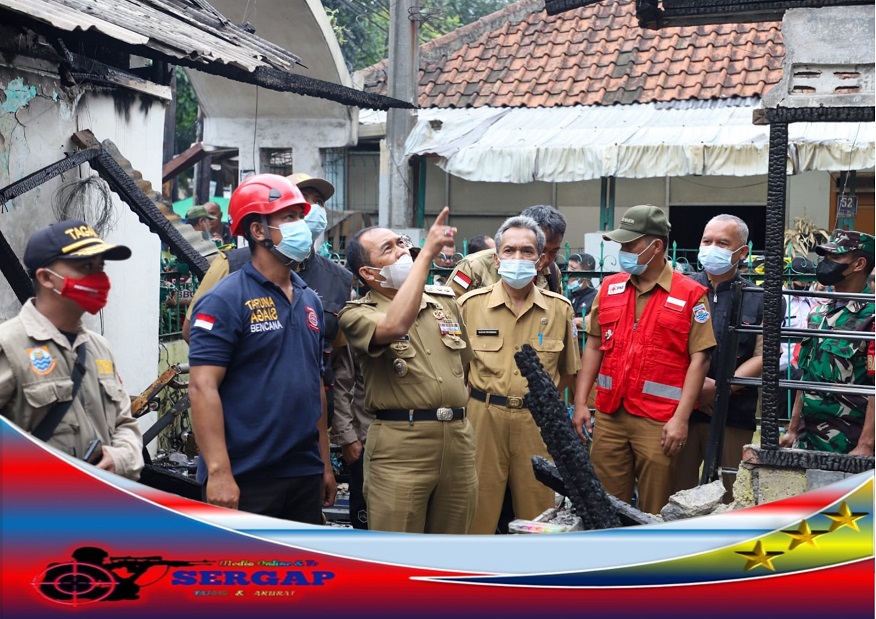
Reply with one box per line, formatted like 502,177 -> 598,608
357,0 -> 784,108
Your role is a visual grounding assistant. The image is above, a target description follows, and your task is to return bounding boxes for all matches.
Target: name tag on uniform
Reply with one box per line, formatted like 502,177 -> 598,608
476,329 -> 499,336
665,296 -> 686,311
608,282 -> 626,295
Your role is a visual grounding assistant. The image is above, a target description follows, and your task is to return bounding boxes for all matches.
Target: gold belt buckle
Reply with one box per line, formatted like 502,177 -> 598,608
436,407 -> 454,421
506,396 -> 524,409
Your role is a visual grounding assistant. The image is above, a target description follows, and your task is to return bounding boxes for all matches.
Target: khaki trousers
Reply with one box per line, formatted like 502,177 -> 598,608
590,408 -> 675,516
466,399 -> 556,534
363,418 -> 477,534
674,421 -> 753,502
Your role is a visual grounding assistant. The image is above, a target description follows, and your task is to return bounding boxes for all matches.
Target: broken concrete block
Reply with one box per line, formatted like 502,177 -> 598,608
806,469 -> 850,491
661,480 -> 726,521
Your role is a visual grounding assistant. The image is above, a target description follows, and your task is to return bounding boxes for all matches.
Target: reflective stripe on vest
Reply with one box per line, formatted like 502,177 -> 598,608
597,374 -> 612,390
642,380 -> 682,401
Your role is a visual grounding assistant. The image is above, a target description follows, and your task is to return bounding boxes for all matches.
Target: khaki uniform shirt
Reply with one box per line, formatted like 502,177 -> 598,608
447,249 -> 559,298
339,285 -> 472,411
0,300 -> 144,479
185,251 -> 231,321
459,282 -> 581,396
586,261 -> 717,354
330,344 -> 372,445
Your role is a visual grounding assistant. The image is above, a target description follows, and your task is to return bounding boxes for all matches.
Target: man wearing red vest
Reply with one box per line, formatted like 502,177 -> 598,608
572,205 -> 716,515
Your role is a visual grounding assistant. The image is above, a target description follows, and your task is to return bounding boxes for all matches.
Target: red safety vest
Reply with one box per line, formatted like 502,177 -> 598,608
594,271 -> 708,422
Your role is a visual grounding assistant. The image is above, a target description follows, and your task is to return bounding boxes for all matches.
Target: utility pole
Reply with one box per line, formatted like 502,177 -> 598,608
380,0 -> 420,229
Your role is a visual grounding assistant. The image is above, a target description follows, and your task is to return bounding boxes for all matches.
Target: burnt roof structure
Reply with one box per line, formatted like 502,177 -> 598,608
0,0 -> 411,110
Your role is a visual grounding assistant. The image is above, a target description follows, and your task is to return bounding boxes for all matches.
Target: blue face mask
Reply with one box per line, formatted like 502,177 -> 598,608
618,240 -> 656,275
498,259 -> 538,289
698,245 -> 742,275
269,220 -> 312,262
305,204 -> 328,240
567,279 -> 582,293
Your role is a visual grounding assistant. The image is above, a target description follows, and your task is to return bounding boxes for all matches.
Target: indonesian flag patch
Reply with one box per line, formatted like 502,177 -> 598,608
452,271 -> 472,290
194,313 -> 216,331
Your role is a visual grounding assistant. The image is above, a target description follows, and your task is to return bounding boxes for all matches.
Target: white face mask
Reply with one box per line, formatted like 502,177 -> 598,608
371,254 -> 413,290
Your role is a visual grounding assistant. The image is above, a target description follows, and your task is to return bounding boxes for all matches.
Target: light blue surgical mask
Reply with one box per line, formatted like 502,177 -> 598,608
567,279 -> 582,293
498,259 -> 538,289
618,240 -> 656,275
698,245 -> 742,275
269,220 -> 312,262
305,204 -> 328,240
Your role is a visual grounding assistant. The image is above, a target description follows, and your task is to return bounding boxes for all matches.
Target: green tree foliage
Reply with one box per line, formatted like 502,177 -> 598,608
174,66 -> 198,155
322,0 -> 514,71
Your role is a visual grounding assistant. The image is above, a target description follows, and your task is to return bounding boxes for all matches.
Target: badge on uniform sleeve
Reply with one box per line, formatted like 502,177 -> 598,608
693,303 -> 710,323
27,347 -> 56,376
305,306 -> 320,332
393,358 -> 409,377
193,313 -> 215,331
452,271 -> 472,290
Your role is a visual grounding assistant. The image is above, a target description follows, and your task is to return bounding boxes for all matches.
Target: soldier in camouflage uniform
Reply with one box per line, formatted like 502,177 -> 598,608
781,229 -> 875,456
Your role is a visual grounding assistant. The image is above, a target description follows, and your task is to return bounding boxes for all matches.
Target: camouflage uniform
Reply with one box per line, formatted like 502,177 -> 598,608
797,229 -> 875,454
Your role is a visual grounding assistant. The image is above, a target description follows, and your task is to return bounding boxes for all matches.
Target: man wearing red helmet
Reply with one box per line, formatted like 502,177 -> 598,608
188,174 -> 336,523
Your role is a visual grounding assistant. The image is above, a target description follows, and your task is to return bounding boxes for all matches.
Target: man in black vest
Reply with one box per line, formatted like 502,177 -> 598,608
674,214 -> 764,501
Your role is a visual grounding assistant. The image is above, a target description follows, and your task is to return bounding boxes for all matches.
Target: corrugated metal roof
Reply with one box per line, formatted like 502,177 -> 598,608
2,0 -> 301,72
0,0 -> 410,110
403,100 -> 875,182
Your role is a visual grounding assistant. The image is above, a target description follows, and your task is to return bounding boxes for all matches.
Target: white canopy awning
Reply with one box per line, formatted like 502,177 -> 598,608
393,101 -> 875,183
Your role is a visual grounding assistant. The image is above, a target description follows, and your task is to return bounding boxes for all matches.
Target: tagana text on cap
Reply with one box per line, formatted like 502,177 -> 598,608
286,173 -> 335,202
815,229 -> 875,256
23,219 -> 132,275
603,204 -> 671,244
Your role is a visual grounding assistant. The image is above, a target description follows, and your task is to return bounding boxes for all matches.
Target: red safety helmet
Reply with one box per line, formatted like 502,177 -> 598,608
228,174 -> 310,237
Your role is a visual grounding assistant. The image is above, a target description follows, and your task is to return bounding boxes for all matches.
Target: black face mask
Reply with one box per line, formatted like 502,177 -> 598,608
816,258 -> 848,286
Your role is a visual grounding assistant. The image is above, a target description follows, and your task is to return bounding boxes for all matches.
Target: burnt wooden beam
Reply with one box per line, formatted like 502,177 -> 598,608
84,148 -> 210,280
743,445 -> 874,474
0,148 -> 102,303
754,106 -> 876,125
162,143 -> 209,183
761,121 -> 788,451
0,149 -> 100,206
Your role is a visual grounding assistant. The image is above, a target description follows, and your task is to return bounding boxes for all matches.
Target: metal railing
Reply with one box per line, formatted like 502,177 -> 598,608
703,282 -> 874,483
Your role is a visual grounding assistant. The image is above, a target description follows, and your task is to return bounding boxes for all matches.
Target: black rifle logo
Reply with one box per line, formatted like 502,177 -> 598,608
33,546 -> 212,605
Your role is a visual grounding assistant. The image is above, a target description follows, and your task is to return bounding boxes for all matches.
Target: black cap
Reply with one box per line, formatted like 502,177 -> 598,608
24,220 -> 131,276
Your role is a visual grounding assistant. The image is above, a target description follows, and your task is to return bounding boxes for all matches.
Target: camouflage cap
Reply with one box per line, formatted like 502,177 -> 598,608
815,229 -> 875,256
185,205 -> 217,221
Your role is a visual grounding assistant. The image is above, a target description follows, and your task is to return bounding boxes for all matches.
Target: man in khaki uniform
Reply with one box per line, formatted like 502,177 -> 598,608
339,208 -> 477,534
448,204 -> 567,297
573,205 -> 715,515
0,220 -> 143,479
459,215 -> 581,534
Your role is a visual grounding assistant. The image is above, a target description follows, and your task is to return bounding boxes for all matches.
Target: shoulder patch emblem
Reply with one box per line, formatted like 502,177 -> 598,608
693,303 -> 710,323
452,271 -> 472,290
27,346 -> 56,376
305,306 -> 320,332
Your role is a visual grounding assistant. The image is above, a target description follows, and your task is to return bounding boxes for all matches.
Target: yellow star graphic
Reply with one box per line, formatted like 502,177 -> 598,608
735,540 -> 784,572
824,501 -> 868,533
782,520 -> 830,550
